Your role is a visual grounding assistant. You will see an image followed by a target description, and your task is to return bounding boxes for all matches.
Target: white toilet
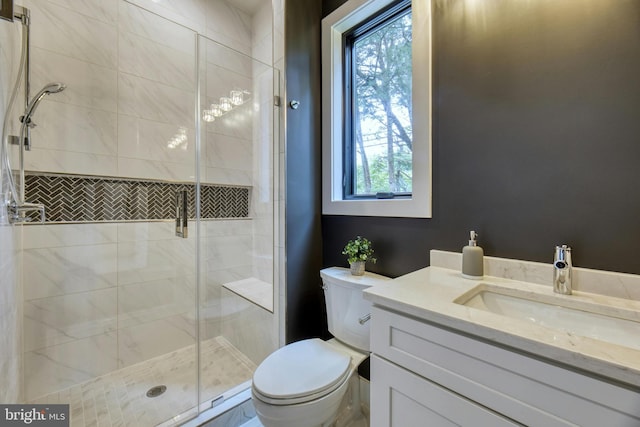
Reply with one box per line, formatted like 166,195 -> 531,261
251,267 -> 390,427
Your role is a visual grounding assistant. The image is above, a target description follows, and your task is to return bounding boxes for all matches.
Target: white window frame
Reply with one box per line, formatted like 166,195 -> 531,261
322,0 -> 432,218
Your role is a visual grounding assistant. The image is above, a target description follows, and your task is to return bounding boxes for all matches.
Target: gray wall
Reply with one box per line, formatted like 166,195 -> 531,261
323,0 -> 640,278
284,0 -> 640,341
285,0 -> 328,342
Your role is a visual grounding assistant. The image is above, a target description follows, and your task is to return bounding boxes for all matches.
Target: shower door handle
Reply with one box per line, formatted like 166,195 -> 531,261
175,190 -> 188,238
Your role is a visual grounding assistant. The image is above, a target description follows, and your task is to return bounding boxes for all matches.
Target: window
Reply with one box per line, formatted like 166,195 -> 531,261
345,0 -> 412,199
322,0 -> 432,218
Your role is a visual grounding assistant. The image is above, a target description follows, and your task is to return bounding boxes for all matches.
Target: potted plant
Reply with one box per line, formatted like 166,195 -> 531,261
342,236 -> 376,276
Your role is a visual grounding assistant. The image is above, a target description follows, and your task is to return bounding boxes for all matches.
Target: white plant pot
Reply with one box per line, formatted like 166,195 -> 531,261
350,261 -> 365,276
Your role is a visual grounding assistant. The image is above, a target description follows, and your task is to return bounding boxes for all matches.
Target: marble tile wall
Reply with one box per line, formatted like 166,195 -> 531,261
6,0 -> 275,190
220,287 -> 277,366
200,219 -> 254,341
17,0 -> 118,177
16,0 -> 268,184
22,221 -> 202,400
0,225 -> 23,403
250,2 -> 275,290
205,0 -> 252,56
21,223 -> 117,399
127,0 -> 206,34
0,17 -> 23,404
203,42 -> 253,187
248,0 -> 278,362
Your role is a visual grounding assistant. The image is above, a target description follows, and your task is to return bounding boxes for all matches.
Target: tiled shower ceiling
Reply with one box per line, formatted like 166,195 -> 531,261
24,174 -> 249,222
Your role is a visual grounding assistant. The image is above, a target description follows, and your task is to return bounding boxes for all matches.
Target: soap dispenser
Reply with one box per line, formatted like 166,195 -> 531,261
462,231 -> 484,279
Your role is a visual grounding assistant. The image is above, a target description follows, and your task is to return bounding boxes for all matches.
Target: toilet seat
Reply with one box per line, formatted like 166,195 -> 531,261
252,338 -> 352,406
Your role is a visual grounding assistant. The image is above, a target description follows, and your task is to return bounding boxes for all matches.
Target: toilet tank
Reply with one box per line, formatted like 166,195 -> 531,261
320,267 -> 391,352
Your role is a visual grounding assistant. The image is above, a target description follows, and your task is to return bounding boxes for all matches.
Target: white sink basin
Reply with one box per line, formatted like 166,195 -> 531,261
454,283 -> 640,351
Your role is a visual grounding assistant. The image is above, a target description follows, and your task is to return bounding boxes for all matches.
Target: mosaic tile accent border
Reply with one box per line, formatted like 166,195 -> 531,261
24,174 -> 249,222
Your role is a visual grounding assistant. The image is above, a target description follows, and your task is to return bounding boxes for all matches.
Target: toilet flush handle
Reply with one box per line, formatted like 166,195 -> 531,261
358,313 -> 371,325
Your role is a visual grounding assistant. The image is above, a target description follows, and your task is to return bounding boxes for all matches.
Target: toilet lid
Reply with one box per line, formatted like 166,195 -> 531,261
252,338 -> 351,401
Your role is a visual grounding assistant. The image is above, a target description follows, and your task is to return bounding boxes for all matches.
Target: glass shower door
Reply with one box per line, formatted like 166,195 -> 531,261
16,2 -> 200,425
196,34 -> 279,409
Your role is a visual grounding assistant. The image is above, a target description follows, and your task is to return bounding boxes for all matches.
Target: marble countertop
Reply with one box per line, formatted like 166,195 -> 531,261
363,265 -> 640,388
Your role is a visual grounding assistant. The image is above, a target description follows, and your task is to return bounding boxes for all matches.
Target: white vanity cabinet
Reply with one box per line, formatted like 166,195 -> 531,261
370,306 -> 640,427
371,355 -> 519,426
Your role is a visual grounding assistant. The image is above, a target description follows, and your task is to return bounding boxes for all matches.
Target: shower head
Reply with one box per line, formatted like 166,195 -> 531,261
22,82 -> 66,124
42,82 -> 66,94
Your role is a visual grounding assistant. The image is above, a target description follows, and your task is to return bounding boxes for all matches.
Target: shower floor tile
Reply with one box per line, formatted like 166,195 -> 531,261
29,336 -> 257,427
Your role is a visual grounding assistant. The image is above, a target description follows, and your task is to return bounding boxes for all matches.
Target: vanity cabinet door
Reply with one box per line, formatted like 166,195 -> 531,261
371,306 -> 640,426
370,355 -> 520,427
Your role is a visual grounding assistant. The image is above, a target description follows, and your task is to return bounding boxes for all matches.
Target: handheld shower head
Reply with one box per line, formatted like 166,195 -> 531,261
43,82 -> 66,94
18,82 -> 66,153
22,82 -> 66,123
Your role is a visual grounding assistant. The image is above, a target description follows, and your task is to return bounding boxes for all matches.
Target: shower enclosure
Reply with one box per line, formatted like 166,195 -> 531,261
0,0 -> 281,425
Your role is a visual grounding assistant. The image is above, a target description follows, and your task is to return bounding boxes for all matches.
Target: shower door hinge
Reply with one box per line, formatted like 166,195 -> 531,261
273,95 -> 281,107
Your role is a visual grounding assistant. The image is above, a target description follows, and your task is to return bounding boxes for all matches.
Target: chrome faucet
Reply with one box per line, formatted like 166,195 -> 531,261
7,200 -> 45,224
553,245 -> 572,295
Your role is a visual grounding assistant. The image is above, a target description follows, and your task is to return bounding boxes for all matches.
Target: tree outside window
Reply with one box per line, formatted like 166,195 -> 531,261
346,3 -> 412,198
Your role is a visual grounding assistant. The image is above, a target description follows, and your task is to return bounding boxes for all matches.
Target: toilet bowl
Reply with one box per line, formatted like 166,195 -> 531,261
252,338 -> 358,427
251,267 -> 390,427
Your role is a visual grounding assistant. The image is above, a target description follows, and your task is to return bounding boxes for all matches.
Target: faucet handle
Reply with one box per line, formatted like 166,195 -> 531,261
7,201 -> 46,224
